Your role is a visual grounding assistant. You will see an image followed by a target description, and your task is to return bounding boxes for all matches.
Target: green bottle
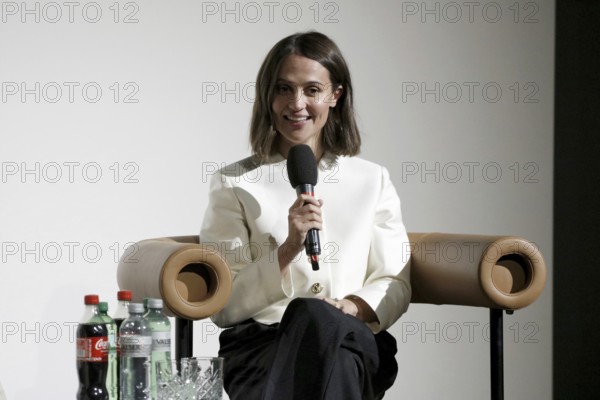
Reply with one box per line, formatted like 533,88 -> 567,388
98,302 -> 118,400
144,298 -> 172,399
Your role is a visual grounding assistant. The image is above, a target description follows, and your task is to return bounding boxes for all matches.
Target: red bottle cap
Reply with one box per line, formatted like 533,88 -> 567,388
118,290 -> 132,301
84,294 -> 99,305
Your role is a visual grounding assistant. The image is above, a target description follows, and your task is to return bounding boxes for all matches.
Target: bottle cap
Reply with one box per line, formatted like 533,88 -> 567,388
128,303 -> 145,314
118,290 -> 132,301
147,298 -> 163,309
84,294 -> 99,305
98,302 -> 109,313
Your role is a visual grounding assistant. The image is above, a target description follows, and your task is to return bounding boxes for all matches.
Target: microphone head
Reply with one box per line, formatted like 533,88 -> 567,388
287,144 -> 318,188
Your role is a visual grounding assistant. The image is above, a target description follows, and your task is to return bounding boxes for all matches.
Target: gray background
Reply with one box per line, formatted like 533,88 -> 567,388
0,1 -> 553,399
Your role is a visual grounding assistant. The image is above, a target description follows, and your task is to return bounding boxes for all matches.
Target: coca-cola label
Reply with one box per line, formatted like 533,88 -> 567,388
119,335 -> 152,357
152,331 -> 171,352
77,336 -> 108,362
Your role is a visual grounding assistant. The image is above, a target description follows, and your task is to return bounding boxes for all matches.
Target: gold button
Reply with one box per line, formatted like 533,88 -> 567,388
311,283 -> 324,294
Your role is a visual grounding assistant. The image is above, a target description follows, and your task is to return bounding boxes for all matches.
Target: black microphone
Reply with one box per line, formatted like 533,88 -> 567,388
287,144 -> 321,271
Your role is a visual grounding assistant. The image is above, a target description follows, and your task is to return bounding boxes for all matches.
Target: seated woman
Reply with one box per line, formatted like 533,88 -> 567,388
200,31 -> 411,400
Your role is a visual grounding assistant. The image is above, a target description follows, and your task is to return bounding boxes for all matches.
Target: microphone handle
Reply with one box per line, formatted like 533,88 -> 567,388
305,229 -> 321,257
295,184 -> 322,262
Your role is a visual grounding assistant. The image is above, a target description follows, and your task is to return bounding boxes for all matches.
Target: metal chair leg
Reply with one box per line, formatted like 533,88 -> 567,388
175,317 -> 194,364
490,308 -> 509,400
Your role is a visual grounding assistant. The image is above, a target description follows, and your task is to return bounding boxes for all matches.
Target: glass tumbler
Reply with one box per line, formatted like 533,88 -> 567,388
156,357 -> 223,400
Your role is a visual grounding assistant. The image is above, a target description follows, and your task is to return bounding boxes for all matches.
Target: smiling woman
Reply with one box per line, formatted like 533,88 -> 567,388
270,54 -> 343,159
200,31 -> 411,400
249,31 -> 362,163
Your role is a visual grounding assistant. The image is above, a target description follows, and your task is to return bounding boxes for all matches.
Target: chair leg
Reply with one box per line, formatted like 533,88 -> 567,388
175,317 -> 194,363
490,308 -> 506,400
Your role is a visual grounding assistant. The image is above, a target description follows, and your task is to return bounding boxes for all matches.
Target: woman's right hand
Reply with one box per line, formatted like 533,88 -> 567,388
278,194 -> 324,271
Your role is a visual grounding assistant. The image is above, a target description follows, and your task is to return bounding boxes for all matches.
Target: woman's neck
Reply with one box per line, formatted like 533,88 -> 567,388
277,136 -> 324,161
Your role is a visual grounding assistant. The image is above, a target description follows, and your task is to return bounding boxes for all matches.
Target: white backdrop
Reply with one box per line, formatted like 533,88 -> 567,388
0,1 -> 553,399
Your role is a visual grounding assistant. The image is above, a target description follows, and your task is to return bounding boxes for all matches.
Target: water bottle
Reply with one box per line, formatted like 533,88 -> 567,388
144,298 -> 172,399
98,302 -> 118,400
113,290 -> 131,398
76,294 -> 109,400
119,303 -> 151,400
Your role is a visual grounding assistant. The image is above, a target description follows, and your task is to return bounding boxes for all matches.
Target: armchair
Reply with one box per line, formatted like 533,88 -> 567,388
117,232 -> 546,400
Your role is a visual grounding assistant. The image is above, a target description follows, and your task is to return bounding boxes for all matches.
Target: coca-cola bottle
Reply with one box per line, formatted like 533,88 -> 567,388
76,294 -> 109,400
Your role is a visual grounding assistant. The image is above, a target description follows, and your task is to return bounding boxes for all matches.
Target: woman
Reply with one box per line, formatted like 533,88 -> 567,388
201,31 -> 411,400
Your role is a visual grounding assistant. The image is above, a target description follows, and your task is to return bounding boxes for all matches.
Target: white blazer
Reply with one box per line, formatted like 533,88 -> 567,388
200,152 -> 411,333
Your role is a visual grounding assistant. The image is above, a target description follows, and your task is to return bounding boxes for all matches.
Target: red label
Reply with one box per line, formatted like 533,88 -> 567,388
77,336 -> 108,362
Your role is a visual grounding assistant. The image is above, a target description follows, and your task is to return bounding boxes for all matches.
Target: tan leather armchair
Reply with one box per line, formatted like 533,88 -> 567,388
117,232 -> 546,400
116,232 -> 545,317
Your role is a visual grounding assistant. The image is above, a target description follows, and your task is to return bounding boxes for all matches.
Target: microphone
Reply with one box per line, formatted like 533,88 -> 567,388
287,144 -> 321,271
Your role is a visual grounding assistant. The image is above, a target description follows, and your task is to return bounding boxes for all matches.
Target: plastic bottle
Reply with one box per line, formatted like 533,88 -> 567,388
144,298 -> 172,399
113,290 -> 132,330
98,302 -> 118,400
119,303 -> 152,400
76,294 -> 109,400
113,290 -> 131,398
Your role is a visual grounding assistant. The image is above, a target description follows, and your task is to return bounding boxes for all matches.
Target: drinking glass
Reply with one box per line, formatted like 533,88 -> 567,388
156,357 -> 223,400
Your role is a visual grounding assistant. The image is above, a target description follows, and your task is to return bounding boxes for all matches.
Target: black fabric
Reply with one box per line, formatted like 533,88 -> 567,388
554,1 -> 600,397
218,298 -> 398,400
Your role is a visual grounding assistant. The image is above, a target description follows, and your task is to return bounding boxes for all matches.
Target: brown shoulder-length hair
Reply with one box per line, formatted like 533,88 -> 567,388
250,31 -> 361,162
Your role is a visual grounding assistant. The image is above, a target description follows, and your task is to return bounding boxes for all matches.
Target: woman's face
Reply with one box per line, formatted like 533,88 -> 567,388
272,54 -> 341,157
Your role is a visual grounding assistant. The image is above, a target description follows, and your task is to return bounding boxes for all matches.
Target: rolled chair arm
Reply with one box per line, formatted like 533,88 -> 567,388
408,232 -> 546,310
116,236 -> 232,320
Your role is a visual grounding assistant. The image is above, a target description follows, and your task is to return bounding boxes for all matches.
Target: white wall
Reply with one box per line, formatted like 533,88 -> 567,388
0,1 -> 553,399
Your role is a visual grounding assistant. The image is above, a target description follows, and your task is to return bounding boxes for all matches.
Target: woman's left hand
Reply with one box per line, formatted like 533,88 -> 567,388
320,296 -> 379,324
321,297 -> 359,317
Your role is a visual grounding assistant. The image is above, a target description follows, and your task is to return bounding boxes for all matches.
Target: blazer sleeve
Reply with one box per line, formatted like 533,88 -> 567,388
200,171 -> 292,328
349,166 -> 412,333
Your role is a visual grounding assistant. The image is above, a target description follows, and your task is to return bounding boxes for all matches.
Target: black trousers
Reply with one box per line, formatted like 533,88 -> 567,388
218,298 -> 398,400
